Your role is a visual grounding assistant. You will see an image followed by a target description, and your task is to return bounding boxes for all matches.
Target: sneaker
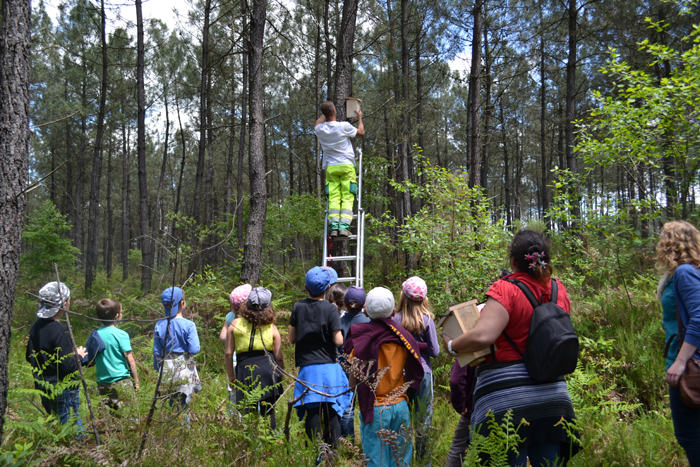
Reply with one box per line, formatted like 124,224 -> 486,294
330,230 -> 339,238
338,230 -> 351,237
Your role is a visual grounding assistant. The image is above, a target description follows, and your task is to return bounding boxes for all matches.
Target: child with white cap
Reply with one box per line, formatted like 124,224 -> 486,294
26,282 -> 87,434
393,276 -> 440,464
344,287 -> 426,467
290,266 -> 352,460
225,287 -> 284,430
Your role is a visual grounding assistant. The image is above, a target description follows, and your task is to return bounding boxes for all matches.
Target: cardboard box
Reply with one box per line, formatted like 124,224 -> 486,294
436,299 -> 493,367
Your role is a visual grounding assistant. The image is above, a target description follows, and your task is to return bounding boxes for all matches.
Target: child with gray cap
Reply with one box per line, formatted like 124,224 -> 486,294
26,282 -> 88,433
344,287 -> 426,467
225,287 -> 285,430
290,266 -> 352,459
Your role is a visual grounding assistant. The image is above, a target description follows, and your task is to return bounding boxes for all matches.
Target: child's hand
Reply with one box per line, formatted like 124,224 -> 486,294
134,381 -> 140,392
76,346 -> 88,358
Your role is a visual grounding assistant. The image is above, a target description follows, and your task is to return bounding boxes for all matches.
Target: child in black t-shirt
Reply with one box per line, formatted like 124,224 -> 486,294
289,266 -> 352,457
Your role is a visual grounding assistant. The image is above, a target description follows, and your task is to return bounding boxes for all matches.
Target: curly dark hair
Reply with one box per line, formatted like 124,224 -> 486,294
509,229 -> 553,285
237,302 -> 275,325
325,283 -> 347,314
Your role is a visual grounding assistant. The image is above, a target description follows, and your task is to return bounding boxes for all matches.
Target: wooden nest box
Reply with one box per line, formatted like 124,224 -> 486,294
346,97 -> 362,120
436,299 -> 493,367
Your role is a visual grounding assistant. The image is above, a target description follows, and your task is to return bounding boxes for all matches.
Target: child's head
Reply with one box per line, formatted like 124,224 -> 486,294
365,287 -> 395,320
229,284 -> 252,311
161,287 -> 185,318
325,283 -> 347,315
398,276 -> 433,334
344,286 -> 366,313
37,281 -> 71,319
238,287 -> 275,325
96,298 -> 122,324
305,266 -> 338,298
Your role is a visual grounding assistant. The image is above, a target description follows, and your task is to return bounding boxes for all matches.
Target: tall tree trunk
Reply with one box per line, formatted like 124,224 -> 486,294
193,0 -> 211,225
416,30 -> 426,194
330,0 -> 360,278
481,20 -> 491,190
75,81 -> 87,266
324,0 -> 333,100
136,0 -> 153,292
400,0 -> 413,270
225,24 -> 236,216
315,21 -> 322,199
106,138 -> 114,278
50,146 -> 56,204
500,105 -> 511,227
468,0 -> 483,188
0,0 -> 31,442
240,0 -> 267,285
121,122 -> 129,280
86,0 -> 108,293
565,0 -> 579,221
539,1 -> 549,226
151,87 -> 169,261
237,0 -> 248,250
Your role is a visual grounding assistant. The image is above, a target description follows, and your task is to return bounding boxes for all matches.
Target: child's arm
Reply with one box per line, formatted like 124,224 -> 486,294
188,322 -> 201,355
332,329 -> 343,347
315,114 -> 326,128
125,351 -> 140,391
153,327 -> 163,371
219,323 -> 228,342
272,325 -> 284,371
224,321 -> 237,385
426,317 -> 441,358
288,325 -> 296,344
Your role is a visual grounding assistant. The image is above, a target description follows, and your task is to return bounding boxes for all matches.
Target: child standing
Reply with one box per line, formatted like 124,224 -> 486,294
83,299 -> 139,411
26,282 -> 87,432
344,287 -> 425,467
339,286 -> 369,441
219,284 -> 252,403
154,287 -> 201,421
393,276 -> 440,464
290,266 -> 352,457
315,101 -> 365,237
225,287 -> 284,430
326,282 -> 348,317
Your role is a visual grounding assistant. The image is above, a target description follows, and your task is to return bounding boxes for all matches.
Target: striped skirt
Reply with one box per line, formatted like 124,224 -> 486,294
471,363 -> 581,460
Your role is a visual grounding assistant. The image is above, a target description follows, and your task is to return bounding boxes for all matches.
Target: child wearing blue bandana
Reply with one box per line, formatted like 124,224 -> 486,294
154,287 -> 201,423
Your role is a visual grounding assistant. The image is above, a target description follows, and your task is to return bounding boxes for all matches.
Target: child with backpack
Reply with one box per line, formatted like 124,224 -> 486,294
440,230 -> 580,466
393,276 -> 440,464
225,287 -> 284,430
315,101 -> 364,237
345,287 -> 425,467
154,287 -> 201,423
83,299 -> 139,411
290,266 -> 352,458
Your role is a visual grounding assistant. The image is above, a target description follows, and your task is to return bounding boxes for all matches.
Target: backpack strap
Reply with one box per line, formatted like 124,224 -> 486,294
248,322 -> 257,352
503,278 -> 540,309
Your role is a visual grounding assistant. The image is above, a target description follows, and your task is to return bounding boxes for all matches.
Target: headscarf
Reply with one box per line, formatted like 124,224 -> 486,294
229,284 -> 253,310
161,287 -> 184,318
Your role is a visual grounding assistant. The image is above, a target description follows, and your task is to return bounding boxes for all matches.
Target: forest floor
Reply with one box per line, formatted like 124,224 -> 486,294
0,269 -> 692,466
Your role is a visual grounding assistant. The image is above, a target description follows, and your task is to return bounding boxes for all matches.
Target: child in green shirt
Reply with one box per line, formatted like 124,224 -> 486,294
84,299 -> 139,411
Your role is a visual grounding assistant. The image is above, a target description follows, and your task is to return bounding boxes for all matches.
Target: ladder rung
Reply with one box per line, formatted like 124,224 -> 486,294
325,255 -> 356,261
337,277 -> 357,282
332,234 -> 358,240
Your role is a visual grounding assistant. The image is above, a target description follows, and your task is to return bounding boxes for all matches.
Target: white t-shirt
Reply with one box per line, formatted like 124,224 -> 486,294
315,121 -> 357,169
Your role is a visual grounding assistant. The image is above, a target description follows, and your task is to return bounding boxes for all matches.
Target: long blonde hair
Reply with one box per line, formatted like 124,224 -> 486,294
398,292 -> 434,334
656,220 -> 700,273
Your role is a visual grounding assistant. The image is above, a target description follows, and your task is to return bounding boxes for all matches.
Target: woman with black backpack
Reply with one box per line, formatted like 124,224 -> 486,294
656,220 -> 700,467
440,230 -> 581,467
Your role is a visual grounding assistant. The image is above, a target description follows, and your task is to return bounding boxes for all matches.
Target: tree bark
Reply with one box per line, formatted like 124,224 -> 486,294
324,0 -> 333,100
468,0 -> 483,188
151,85 -> 170,267
565,0 -> 579,220
193,0 -> 211,226
121,121 -> 129,280
237,0 -> 248,250
0,0 -> 31,442
499,104 -> 511,227
539,1 -> 549,226
106,138 -> 114,278
240,0 -> 267,285
85,0 -> 108,293
481,20 -> 491,190
136,0 -> 153,292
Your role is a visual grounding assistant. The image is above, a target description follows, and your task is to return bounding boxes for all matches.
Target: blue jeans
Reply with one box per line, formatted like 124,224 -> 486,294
340,391 -> 356,441
409,372 -> 433,465
669,385 -> 700,467
360,400 -> 412,467
41,388 -> 84,433
508,441 -> 561,467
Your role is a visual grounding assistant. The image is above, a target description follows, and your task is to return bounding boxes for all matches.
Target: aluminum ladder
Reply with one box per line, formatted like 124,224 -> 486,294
322,148 -> 365,288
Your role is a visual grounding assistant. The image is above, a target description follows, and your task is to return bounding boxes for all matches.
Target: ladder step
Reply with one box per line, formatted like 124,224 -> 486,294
332,234 -> 358,240
325,255 -> 357,261
337,277 -> 357,283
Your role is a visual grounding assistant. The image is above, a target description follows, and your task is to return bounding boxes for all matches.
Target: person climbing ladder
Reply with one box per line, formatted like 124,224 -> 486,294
315,100 -> 365,237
